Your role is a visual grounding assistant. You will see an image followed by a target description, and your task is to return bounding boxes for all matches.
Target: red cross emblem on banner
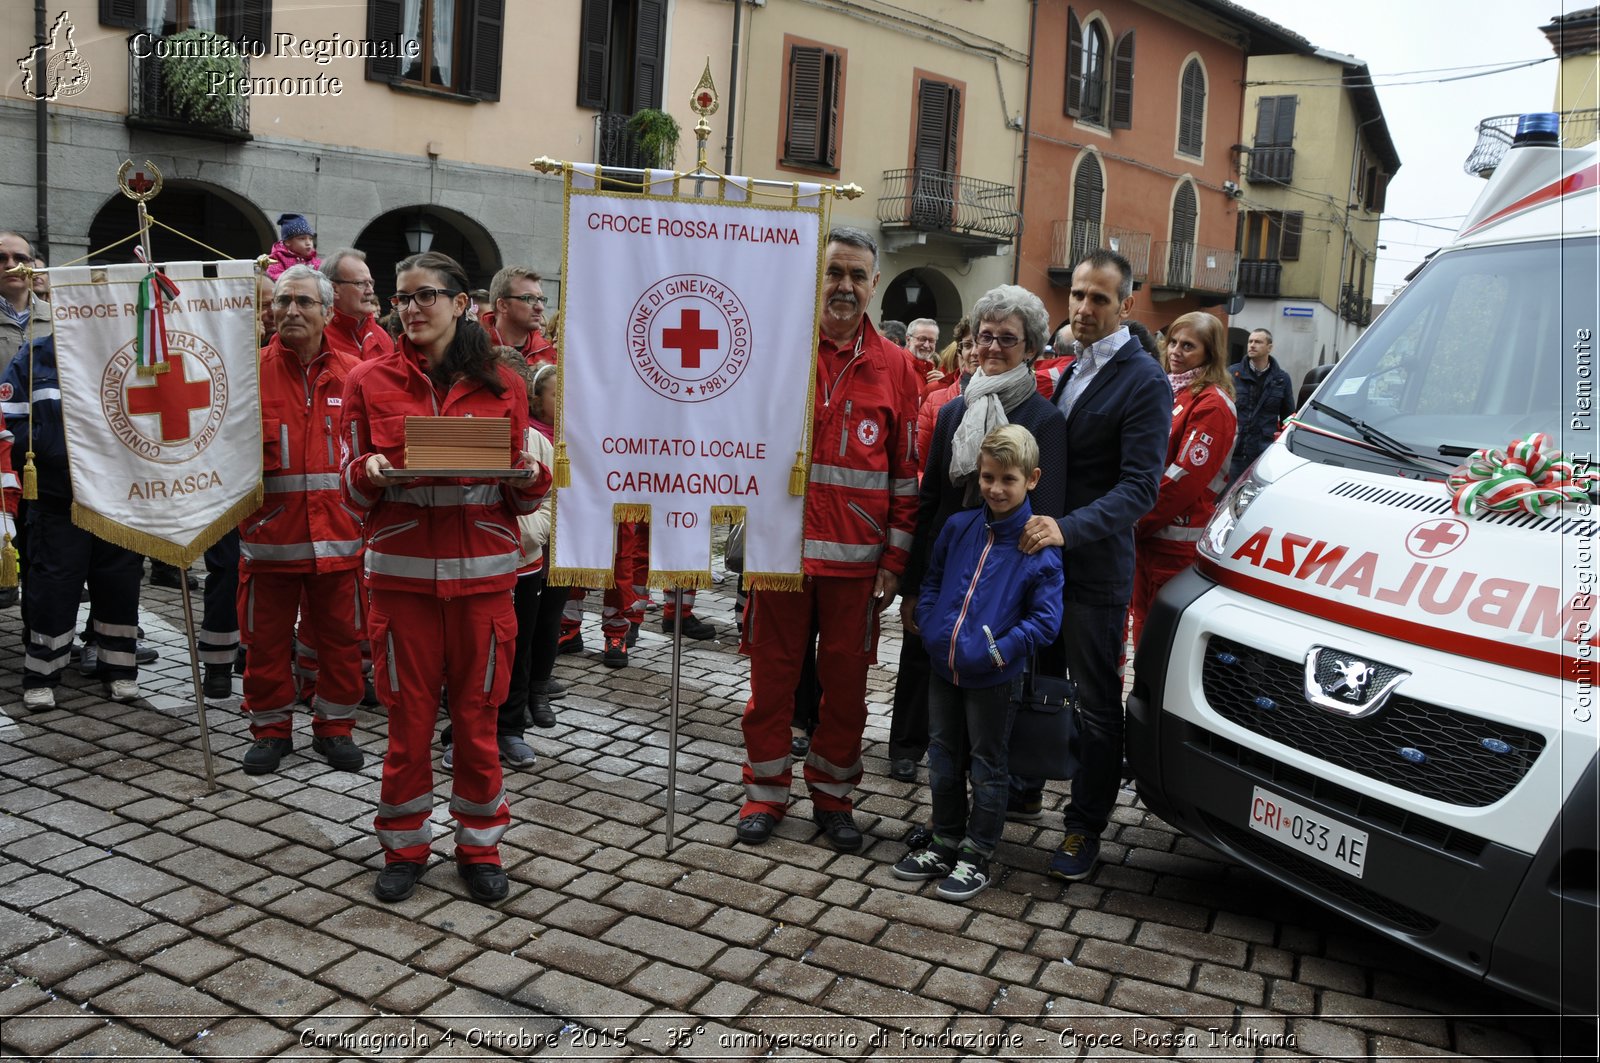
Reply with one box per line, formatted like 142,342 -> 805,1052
662,308 -> 719,370
126,355 -> 211,442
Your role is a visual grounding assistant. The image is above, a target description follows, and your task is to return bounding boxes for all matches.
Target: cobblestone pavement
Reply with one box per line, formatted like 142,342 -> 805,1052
0,569 -> 1592,1061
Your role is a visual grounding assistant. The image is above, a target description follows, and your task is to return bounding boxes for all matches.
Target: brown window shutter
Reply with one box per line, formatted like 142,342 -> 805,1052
1071,154 -> 1104,261
633,0 -> 666,111
1280,211 -> 1303,260
915,79 -> 953,172
236,0 -> 271,46
1272,96 -> 1297,145
367,0 -> 404,81
945,84 -> 961,172
785,45 -> 824,165
463,0 -> 505,101
576,0 -> 611,109
1064,8 -> 1083,118
823,51 -> 842,169
1178,60 -> 1205,156
1372,172 -> 1390,214
1172,181 -> 1197,244
99,0 -> 139,29
1110,30 -> 1134,129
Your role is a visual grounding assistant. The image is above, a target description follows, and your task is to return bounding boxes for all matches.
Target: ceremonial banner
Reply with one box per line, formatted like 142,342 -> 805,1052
551,165 -> 824,589
48,260 -> 262,565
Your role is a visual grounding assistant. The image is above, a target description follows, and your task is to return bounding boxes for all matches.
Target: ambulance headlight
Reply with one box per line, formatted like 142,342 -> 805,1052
1199,462 -> 1271,562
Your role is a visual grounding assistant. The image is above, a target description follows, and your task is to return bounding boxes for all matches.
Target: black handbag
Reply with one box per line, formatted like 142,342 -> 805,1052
1006,658 -> 1080,781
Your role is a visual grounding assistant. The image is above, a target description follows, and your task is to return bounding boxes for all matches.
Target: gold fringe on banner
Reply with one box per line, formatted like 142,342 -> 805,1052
71,485 -> 264,568
546,566 -> 614,589
0,534 -> 18,588
649,569 -> 712,591
613,502 -> 651,523
746,571 -> 805,592
21,454 -> 37,500
553,441 -> 570,488
789,451 -> 806,496
709,504 -> 745,525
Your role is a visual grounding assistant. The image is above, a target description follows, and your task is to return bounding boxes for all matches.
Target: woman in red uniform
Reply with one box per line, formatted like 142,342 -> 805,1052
1130,311 -> 1236,651
340,252 -> 549,905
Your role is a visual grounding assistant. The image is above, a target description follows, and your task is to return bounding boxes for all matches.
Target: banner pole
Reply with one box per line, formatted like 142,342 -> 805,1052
665,587 -> 683,851
178,579 -> 217,790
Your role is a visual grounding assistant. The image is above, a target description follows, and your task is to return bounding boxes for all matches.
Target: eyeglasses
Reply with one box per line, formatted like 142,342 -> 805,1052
506,294 -> 547,306
272,294 -> 323,311
957,340 -> 975,351
975,331 -> 1023,350
390,287 -> 458,309
332,278 -> 375,290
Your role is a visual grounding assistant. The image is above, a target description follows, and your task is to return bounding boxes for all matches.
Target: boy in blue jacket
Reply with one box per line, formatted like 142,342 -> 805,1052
896,425 -> 1063,900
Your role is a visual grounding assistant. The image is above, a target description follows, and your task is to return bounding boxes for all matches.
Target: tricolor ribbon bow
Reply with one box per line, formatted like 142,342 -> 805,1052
1447,432 -> 1595,518
133,247 -> 181,376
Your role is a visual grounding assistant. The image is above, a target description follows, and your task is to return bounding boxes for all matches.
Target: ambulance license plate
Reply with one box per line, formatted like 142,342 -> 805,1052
1247,787 -> 1368,879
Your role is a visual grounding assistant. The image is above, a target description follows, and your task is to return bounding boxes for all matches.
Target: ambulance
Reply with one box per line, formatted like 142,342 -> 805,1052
1127,114 -> 1598,1014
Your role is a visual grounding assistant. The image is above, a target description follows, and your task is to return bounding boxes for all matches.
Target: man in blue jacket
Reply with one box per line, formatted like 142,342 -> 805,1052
1229,328 -> 1294,482
1017,249 -> 1171,880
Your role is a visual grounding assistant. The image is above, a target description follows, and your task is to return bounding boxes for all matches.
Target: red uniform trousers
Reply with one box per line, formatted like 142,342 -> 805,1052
238,569 -> 363,740
560,522 -> 651,642
741,575 -> 878,817
1130,539 -> 1197,652
370,588 -> 515,867
291,581 -> 373,704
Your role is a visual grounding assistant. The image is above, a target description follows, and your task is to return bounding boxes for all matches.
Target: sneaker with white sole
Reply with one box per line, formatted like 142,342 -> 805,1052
937,853 -> 992,901
441,743 -> 454,771
498,734 -> 537,768
892,844 -> 957,882
22,687 -> 55,710
107,678 -> 140,702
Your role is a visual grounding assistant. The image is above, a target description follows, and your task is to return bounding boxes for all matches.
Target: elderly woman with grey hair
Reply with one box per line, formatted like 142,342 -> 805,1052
885,284 -> 1069,783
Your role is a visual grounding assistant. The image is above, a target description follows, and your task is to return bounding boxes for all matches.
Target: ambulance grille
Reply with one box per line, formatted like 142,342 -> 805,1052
1327,481 -> 1597,536
1202,636 -> 1545,806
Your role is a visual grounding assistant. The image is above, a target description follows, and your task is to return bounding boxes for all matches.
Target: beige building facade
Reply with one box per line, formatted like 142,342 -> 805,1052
1230,49 -> 1398,388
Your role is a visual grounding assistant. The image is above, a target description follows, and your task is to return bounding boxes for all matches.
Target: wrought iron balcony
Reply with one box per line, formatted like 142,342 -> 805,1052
878,168 -> 1017,255
595,111 -> 649,170
1246,146 -> 1295,185
1237,259 -> 1283,298
1464,109 -> 1599,177
1150,240 -> 1237,296
1339,283 -> 1372,327
127,37 -> 251,140
1048,221 -> 1150,286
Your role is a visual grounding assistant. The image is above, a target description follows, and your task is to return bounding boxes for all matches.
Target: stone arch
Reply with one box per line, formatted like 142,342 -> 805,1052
879,267 -> 964,344
85,180 -> 272,264
355,205 -> 503,294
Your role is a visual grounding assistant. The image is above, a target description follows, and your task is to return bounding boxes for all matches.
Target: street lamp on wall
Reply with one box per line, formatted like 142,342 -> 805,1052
404,214 -> 434,255
903,278 -> 922,303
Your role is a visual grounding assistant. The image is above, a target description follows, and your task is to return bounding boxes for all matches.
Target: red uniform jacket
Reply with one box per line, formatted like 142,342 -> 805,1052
241,336 -> 365,572
339,337 -> 550,596
0,410 -> 16,521
805,320 -> 921,578
482,312 -> 559,366
1136,383 -> 1237,543
325,308 -> 395,362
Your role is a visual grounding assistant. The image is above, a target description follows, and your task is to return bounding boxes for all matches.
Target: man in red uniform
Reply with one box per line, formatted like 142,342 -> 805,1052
237,266 -> 367,775
737,226 -> 920,852
321,249 -> 394,362
482,266 -> 558,366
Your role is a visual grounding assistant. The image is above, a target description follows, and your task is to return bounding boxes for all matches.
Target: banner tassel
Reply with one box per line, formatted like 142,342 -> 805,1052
0,534 -> 17,588
747,571 -> 805,593
789,451 -> 806,496
613,502 -> 651,523
710,505 -> 744,525
21,453 -> 37,501
553,442 -> 571,488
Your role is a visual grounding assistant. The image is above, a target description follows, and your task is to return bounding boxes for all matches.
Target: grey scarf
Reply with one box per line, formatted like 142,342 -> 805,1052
949,361 -> 1038,483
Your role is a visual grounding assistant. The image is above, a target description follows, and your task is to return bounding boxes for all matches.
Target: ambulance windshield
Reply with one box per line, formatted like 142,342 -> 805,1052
1297,237 -> 1595,469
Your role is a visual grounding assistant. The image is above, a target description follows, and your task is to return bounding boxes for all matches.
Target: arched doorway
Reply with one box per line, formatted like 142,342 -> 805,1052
86,181 -> 271,264
355,206 -> 502,294
880,267 -> 963,343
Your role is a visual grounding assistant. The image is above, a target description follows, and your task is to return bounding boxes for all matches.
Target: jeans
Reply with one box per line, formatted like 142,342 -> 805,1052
927,674 -> 1016,858
1015,598 -> 1128,837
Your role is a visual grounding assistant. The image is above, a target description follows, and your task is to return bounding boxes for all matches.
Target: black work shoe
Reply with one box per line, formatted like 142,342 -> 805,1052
530,678 -> 567,699
311,734 -> 364,771
660,614 -> 717,640
456,860 -> 509,903
736,811 -> 778,845
361,676 -> 380,707
242,737 -> 293,775
203,664 -> 232,701
374,861 -> 425,902
150,564 -> 199,591
602,634 -> 628,668
557,631 -> 584,655
529,695 -> 557,728
888,758 -> 917,782
813,809 -> 864,853
626,620 -> 640,648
